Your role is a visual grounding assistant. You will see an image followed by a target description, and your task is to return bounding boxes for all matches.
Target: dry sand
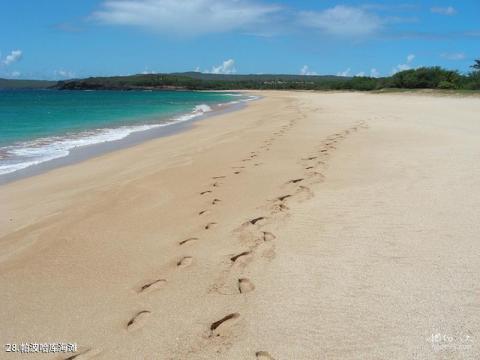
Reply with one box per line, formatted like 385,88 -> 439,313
0,91 -> 479,359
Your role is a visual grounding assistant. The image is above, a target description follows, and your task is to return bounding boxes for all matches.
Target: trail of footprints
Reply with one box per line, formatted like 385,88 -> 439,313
65,117 -> 367,359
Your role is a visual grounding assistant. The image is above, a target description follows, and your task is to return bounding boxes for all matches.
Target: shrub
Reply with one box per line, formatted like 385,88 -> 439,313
465,71 -> 480,90
438,81 -> 456,89
390,67 -> 461,89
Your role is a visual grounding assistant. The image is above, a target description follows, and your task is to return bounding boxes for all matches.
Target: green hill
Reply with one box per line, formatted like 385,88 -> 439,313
2,67 -> 479,92
56,72 -> 349,91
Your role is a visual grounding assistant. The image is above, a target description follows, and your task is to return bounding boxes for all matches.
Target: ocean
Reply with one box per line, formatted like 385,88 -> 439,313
0,90 -> 253,175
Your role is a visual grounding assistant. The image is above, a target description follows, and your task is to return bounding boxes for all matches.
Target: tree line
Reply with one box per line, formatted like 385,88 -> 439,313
57,59 -> 480,92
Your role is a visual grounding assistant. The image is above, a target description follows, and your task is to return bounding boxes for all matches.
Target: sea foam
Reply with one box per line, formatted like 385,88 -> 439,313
0,103 -> 215,175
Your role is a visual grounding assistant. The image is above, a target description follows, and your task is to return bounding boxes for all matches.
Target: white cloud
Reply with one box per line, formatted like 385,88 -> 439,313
92,0 -> 281,36
2,50 -> 23,66
430,6 -> 456,16
298,6 -> 382,37
392,54 -> 416,74
394,64 -> 411,73
141,67 -> 156,74
54,69 -> 76,78
206,59 -> 237,74
10,71 -> 21,78
355,72 -> 366,77
370,68 -> 380,78
337,68 -> 351,77
300,65 -> 317,76
441,52 -> 466,60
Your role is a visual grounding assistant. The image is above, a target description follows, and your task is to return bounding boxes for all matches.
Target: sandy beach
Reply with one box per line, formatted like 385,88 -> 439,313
1,91 -> 479,359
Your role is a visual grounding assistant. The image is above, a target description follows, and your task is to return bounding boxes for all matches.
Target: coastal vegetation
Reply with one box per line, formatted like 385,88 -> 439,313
54,60 -> 480,92
471,59 -> 480,71
2,60 -> 479,92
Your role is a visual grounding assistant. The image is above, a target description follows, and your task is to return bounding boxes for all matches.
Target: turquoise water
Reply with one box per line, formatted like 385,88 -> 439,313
0,90 -> 250,175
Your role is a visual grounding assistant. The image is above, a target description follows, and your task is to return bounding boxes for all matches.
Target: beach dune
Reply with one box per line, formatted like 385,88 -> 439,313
1,91 -> 479,359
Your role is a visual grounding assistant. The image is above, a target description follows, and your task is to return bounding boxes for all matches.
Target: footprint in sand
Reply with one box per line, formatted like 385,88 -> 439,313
177,256 -> 193,268
126,310 -> 151,332
210,313 -> 240,337
198,210 -> 211,216
307,171 -> 325,183
212,176 -> 226,179
271,202 -> 289,213
262,231 -> 276,241
200,190 -> 212,195
293,185 -> 314,201
137,279 -> 167,294
277,195 -> 291,202
231,251 -> 251,263
205,222 -> 217,230
212,198 -> 221,205
256,351 -> 275,360
238,278 -> 255,293
243,216 -> 267,226
287,178 -> 304,184
179,237 -> 198,246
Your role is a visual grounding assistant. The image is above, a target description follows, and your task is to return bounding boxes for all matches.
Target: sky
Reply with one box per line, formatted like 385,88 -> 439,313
0,0 -> 479,80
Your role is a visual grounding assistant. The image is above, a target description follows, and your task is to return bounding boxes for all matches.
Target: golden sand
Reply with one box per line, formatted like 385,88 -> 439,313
1,91 -> 479,359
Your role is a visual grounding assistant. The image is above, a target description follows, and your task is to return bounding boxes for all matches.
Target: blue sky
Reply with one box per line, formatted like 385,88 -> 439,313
1,0 -> 479,79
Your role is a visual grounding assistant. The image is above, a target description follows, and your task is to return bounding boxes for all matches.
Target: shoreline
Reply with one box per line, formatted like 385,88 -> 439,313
0,95 -> 253,185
